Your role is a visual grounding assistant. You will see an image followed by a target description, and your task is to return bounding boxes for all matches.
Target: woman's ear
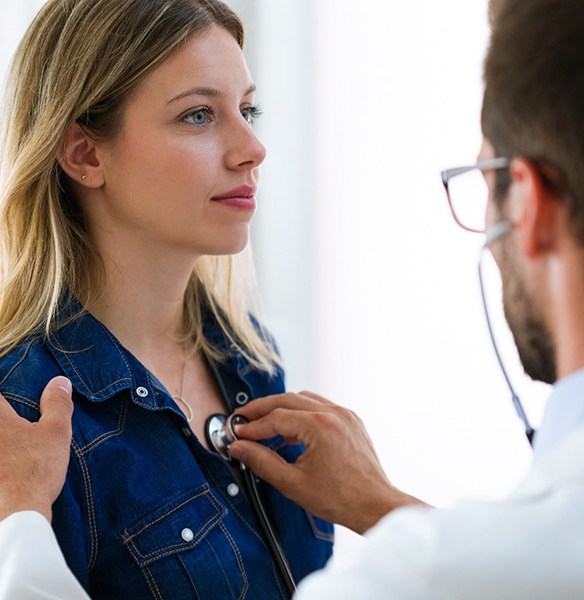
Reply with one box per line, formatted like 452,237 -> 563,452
507,158 -> 562,260
57,123 -> 105,188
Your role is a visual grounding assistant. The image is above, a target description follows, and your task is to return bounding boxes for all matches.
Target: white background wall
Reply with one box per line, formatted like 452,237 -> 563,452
1,0 -> 549,558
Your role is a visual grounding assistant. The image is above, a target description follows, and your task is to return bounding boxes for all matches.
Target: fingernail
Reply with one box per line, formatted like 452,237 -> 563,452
54,376 -> 72,395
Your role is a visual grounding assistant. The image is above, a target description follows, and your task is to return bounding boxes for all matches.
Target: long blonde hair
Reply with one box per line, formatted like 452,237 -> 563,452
0,0 -> 280,373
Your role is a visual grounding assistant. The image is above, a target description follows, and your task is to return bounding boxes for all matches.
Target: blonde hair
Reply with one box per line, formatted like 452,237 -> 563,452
0,0 -> 280,373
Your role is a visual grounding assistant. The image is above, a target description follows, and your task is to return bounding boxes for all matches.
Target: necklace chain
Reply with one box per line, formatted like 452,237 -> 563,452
172,347 -> 194,423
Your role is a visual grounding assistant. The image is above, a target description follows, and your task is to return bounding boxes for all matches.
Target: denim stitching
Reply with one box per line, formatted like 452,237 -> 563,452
202,467 -> 262,543
3,393 -> 40,415
53,335 -> 131,396
218,522 -> 249,600
125,509 -> 223,564
123,487 -> 211,541
200,467 -> 286,598
0,340 -> 32,386
238,365 -> 254,377
142,564 -> 164,600
122,489 -> 227,564
0,396 -> 103,576
144,369 -> 160,406
51,337 -> 96,396
99,326 -> 135,379
55,336 -> 132,396
71,440 -> 99,571
77,396 -> 129,455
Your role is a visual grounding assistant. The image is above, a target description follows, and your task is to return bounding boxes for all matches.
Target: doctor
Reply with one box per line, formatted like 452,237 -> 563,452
230,0 -> 584,596
2,0 -> 584,597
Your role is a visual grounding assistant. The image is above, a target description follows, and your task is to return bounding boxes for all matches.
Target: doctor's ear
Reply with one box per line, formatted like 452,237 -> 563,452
507,157 -> 565,259
57,123 -> 105,188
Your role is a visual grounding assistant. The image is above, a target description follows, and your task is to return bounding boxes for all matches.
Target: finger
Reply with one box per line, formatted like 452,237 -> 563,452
235,408 -> 334,447
38,377 -> 74,437
0,391 -> 21,421
229,440 -> 299,495
235,407 -> 313,440
235,392 -> 328,421
296,390 -> 337,406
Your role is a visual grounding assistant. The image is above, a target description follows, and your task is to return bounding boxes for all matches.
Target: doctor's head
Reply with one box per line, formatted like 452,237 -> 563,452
480,0 -> 584,384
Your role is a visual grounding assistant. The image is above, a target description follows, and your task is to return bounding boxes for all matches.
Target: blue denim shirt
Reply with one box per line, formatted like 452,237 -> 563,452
0,304 -> 333,599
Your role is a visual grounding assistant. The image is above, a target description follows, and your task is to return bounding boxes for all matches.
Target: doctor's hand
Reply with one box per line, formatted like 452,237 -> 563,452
0,377 -> 73,524
229,391 -> 429,534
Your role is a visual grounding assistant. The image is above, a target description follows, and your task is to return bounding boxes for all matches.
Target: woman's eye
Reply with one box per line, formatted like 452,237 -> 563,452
183,107 -> 214,126
241,104 -> 264,125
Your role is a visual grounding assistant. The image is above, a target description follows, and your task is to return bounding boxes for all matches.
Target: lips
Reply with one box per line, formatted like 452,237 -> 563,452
211,185 -> 256,210
212,185 -> 256,201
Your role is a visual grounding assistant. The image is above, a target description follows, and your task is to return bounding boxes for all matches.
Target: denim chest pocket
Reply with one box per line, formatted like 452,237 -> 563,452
120,484 -> 248,600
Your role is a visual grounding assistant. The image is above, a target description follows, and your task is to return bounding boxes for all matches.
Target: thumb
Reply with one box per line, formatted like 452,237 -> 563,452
230,440 -> 297,496
38,376 -> 74,436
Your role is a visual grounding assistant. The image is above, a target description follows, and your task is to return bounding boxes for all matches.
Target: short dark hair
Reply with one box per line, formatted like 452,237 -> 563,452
482,0 -> 584,242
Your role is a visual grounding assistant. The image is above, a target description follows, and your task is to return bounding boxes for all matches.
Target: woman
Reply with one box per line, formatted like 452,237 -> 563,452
0,0 -> 333,598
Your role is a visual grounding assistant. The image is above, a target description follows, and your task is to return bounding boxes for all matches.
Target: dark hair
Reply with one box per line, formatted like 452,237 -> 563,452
482,0 -> 584,241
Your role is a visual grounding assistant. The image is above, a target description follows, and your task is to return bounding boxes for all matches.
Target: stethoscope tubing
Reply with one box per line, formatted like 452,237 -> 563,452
239,462 -> 297,596
205,413 -> 297,597
479,221 -> 535,446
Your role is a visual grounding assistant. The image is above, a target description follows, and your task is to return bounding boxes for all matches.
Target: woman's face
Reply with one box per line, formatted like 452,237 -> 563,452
89,24 -> 266,261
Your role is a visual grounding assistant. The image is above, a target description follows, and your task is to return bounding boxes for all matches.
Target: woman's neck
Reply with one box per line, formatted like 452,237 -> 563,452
86,244 -> 198,363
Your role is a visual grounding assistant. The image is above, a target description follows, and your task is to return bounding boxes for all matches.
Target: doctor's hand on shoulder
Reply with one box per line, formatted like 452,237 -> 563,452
230,391 -> 429,535
0,377 -> 73,523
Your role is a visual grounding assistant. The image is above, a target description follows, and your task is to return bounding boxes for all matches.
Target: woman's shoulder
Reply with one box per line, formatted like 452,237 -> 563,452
0,337 -> 62,418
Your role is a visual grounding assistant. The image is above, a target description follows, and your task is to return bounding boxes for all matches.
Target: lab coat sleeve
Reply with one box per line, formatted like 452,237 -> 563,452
293,483 -> 584,600
0,511 -> 90,600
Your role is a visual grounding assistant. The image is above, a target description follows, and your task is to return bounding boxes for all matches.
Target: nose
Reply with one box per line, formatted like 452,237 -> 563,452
225,117 -> 267,171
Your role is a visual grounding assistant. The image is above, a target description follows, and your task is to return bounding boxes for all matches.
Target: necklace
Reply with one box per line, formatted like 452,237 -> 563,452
172,349 -> 194,423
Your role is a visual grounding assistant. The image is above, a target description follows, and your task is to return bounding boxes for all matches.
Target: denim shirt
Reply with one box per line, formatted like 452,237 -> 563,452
0,304 -> 334,599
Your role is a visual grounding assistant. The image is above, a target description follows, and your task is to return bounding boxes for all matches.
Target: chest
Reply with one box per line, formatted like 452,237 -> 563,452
55,387 -> 333,600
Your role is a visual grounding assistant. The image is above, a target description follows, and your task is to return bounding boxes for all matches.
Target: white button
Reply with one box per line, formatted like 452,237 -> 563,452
181,528 -> 194,542
136,387 -> 149,398
235,392 -> 249,405
227,483 -> 240,497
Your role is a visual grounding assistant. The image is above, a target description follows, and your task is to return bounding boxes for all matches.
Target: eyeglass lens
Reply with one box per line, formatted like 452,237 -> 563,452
448,168 -> 489,232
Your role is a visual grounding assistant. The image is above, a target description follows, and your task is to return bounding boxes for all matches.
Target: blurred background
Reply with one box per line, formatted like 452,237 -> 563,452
0,0 -> 549,556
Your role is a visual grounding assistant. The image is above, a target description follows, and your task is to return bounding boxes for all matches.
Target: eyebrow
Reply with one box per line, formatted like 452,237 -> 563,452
168,84 -> 257,104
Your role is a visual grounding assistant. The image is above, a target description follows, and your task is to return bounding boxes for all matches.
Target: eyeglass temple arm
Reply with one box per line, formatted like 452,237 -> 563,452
441,157 -> 511,184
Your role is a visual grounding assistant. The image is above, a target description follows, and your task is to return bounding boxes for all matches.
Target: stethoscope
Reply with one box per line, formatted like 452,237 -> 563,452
479,221 -> 535,446
205,413 -> 297,597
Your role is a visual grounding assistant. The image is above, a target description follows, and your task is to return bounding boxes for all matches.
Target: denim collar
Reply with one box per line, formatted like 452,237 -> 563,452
44,297 -> 238,411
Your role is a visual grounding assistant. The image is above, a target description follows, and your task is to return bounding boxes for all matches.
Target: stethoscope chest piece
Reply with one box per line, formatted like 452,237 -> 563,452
205,413 -> 248,461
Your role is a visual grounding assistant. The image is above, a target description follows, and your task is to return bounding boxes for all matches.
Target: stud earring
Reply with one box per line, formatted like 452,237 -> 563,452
81,174 -> 87,181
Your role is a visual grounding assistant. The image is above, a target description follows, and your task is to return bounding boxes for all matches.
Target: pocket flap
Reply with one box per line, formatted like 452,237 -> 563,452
121,484 -> 227,567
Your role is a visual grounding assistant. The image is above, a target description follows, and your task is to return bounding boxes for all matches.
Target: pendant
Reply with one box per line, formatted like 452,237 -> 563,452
172,395 -> 194,423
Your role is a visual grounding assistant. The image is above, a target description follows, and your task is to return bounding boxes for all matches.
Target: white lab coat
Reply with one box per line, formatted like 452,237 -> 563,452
0,511 -> 89,599
295,422 -> 584,599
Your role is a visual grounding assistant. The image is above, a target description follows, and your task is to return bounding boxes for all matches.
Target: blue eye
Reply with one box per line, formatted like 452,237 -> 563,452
241,104 -> 264,125
183,107 -> 215,126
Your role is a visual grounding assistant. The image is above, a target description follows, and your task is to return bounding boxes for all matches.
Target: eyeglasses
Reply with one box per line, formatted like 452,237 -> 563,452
441,157 -> 510,233
441,157 -> 536,447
